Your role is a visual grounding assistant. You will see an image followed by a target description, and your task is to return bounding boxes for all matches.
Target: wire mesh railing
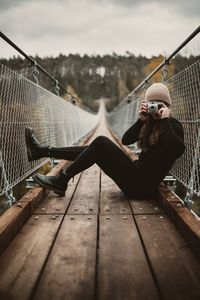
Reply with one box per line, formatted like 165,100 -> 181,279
107,26 -> 200,209
0,63 -> 100,203
107,58 -> 200,206
167,60 -> 200,203
0,31 -> 69,97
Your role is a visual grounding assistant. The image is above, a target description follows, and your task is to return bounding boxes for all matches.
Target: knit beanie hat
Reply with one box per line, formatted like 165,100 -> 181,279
144,83 -> 172,106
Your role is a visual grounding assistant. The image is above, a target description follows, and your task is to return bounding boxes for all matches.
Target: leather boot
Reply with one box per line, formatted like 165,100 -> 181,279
33,171 -> 69,196
25,127 -> 50,161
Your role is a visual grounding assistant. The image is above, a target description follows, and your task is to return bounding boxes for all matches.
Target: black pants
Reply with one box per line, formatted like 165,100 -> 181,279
50,136 -> 156,198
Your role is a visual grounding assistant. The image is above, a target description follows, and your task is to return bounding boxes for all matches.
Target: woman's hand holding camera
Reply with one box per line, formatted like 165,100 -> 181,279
158,103 -> 171,119
139,101 -> 171,121
139,101 -> 148,122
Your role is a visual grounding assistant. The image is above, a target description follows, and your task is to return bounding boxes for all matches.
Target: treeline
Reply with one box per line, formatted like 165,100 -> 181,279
0,53 -> 199,111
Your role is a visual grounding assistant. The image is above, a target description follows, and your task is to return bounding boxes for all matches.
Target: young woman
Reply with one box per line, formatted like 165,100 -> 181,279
26,83 -> 185,199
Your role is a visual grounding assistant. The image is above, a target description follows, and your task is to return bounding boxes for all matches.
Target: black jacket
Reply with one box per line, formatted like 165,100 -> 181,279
122,117 -> 185,186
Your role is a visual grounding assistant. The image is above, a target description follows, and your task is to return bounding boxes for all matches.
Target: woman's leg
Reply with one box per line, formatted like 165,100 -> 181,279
25,127 -> 87,161
34,135 -> 137,196
49,146 -> 87,160
63,136 -> 138,194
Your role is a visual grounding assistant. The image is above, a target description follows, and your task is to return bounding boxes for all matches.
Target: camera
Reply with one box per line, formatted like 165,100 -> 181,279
147,101 -> 163,113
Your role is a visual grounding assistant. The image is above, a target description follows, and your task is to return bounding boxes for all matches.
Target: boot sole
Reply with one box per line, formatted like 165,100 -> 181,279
33,175 -> 65,196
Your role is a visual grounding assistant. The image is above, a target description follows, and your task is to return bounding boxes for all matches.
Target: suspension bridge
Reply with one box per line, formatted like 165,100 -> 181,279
0,27 -> 200,300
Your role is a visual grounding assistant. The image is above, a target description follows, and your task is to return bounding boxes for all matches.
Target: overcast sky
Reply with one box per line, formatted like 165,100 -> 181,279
0,0 -> 199,59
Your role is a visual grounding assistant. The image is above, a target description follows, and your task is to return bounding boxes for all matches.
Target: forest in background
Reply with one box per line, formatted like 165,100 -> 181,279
0,53 -> 199,111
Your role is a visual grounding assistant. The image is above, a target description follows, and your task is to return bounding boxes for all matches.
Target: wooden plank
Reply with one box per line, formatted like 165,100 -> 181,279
100,171 -> 132,214
34,173 -> 81,215
0,201 -> 30,255
159,186 -> 200,260
98,215 -> 159,300
67,165 -> 100,214
19,187 -> 49,214
157,216 -> 200,285
0,161 -> 68,255
135,214 -> 200,300
129,198 -> 165,215
0,214 -> 62,300
32,215 -> 97,300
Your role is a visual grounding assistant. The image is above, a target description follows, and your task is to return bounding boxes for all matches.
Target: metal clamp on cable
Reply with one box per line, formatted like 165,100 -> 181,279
54,80 -> 60,96
143,80 -> 150,93
184,187 -> 194,210
161,63 -> 169,83
31,60 -> 40,85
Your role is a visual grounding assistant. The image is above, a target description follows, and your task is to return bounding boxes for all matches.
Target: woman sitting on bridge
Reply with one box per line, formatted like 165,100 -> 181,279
25,83 -> 185,199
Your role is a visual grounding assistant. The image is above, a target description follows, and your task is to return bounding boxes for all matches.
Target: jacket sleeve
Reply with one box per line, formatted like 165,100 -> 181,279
121,119 -> 144,145
160,117 -> 185,159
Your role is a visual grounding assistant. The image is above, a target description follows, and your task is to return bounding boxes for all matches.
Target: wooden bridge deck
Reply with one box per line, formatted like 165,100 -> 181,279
0,103 -> 200,300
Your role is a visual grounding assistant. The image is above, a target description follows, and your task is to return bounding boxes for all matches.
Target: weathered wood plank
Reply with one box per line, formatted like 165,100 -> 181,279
0,161 -> 68,256
158,216 -> 200,286
18,187 -> 49,214
98,215 -> 159,300
67,165 -> 100,214
0,214 -> 62,300
159,186 -> 200,260
100,171 -> 132,214
129,198 -> 164,215
135,214 -> 200,300
0,201 -> 30,255
32,215 -> 97,300
34,173 -> 81,215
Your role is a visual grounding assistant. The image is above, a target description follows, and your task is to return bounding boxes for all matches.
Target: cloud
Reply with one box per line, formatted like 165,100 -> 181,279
105,0 -> 200,16
0,0 -> 27,11
1,0 -> 200,16
0,0 -> 199,58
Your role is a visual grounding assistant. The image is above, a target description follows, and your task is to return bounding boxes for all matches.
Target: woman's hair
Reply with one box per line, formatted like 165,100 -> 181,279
138,117 -> 163,151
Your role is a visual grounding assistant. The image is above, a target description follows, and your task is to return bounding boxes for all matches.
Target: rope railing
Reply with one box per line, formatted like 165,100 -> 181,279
115,25 -> 200,108
0,31 -> 75,99
107,27 -> 200,209
0,63 -> 100,205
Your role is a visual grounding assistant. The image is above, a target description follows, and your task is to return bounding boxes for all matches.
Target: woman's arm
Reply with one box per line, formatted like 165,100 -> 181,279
121,119 -> 144,145
160,118 -> 185,159
122,101 -> 148,145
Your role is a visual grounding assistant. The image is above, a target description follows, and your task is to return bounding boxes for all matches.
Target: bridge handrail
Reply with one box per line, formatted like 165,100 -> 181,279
0,63 -> 100,207
115,25 -> 200,108
107,58 -> 200,210
0,31 -> 74,99
106,26 -> 200,211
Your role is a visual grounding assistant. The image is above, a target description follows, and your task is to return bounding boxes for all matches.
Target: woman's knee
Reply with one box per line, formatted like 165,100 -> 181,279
92,135 -> 111,148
